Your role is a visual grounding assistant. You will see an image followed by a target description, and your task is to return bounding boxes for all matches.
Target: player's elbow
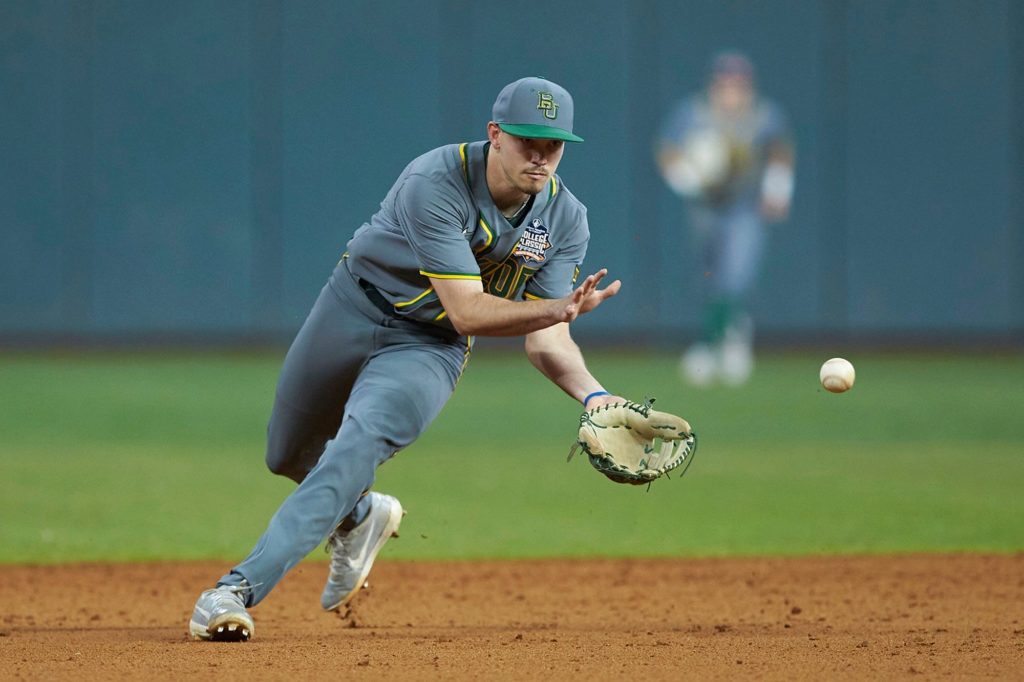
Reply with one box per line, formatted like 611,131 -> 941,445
431,279 -> 489,336
525,323 -> 574,357
448,312 -> 498,336
523,331 -> 548,361
444,307 -> 479,336
447,315 -> 473,336
441,290 -> 498,336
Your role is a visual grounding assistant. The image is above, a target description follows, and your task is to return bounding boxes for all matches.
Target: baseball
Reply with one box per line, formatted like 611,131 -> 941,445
819,358 -> 855,393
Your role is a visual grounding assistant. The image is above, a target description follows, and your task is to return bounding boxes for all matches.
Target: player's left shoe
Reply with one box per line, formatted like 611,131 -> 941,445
189,583 -> 255,642
320,492 -> 404,611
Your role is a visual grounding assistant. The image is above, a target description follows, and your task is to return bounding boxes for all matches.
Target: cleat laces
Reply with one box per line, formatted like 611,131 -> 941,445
326,530 -> 356,574
210,581 -> 261,609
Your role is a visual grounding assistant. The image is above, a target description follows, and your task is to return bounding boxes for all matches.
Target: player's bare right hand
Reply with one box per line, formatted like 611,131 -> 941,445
553,268 -> 621,322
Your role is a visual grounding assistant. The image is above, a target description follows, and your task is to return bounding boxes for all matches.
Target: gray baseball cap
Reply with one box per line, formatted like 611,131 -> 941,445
492,77 -> 584,143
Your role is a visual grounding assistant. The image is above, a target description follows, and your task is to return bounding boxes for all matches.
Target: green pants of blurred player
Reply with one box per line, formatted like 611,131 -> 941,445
682,203 -> 766,386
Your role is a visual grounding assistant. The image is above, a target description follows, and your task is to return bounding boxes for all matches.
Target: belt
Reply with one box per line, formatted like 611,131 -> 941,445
355,276 -> 461,342
357,278 -> 402,319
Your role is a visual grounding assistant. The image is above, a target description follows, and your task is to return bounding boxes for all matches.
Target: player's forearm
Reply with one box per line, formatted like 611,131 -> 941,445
446,291 -> 565,337
432,269 -> 617,338
525,325 -> 607,405
532,353 -> 603,404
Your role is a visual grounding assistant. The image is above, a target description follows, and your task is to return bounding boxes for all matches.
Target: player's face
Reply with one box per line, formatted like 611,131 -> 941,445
494,130 -> 565,195
710,74 -> 754,114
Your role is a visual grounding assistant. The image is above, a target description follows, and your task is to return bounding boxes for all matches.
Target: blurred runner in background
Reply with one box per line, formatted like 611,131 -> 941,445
656,51 -> 795,386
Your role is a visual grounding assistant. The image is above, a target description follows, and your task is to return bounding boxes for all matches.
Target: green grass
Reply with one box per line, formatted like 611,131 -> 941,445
2,348 -> 1022,564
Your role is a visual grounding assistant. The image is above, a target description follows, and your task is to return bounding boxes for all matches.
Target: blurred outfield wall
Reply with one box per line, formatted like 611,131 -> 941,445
2,0 -> 1021,346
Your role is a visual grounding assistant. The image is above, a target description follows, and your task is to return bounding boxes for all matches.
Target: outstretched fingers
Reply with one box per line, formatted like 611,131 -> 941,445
598,278 -> 622,301
584,268 -> 608,291
574,269 -> 606,299
576,269 -> 620,315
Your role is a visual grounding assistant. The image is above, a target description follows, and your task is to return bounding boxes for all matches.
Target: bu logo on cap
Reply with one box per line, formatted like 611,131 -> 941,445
537,92 -> 559,120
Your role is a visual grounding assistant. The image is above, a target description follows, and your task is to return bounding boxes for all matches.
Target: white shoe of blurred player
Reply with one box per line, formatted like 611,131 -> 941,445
681,344 -> 717,387
719,341 -> 753,386
719,317 -> 754,386
320,492 -> 404,611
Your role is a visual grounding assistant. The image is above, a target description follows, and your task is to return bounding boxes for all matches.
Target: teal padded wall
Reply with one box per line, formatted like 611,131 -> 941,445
1,0 -> 1021,344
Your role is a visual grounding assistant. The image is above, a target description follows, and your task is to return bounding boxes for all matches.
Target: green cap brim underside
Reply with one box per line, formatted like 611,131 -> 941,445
498,123 -> 584,143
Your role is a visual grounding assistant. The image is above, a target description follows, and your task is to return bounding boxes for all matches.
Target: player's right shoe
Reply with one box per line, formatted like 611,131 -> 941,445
719,316 -> 754,386
320,492 -> 404,611
189,584 -> 255,642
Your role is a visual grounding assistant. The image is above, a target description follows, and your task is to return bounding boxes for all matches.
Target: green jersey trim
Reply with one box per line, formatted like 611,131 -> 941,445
420,270 -> 482,281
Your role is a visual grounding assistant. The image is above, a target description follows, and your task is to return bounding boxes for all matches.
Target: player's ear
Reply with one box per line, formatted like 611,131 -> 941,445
487,122 -> 502,148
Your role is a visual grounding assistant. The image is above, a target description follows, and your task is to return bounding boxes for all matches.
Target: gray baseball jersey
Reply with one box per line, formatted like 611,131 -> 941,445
336,140 -> 589,329
658,95 -> 789,208
219,140 -> 591,606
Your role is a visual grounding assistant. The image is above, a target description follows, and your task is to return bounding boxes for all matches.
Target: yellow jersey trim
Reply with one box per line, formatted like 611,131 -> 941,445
420,271 -> 482,281
549,176 -> 558,198
456,336 -> 474,382
459,143 -> 469,184
394,286 -> 434,308
475,216 -> 494,252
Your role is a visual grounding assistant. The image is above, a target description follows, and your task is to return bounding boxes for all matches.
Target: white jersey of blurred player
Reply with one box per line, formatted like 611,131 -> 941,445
656,51 -> 795,386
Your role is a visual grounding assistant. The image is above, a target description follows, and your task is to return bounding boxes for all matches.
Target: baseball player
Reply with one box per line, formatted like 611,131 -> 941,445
189,77 -> 624,641
656,51 -> 795,386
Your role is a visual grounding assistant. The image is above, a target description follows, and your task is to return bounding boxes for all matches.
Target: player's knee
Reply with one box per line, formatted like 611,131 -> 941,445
264,445 -> 307,483
264,448 -> 290,476
264,420 -> 331,482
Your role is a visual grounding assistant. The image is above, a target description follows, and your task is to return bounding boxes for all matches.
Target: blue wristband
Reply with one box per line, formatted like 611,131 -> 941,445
583,390 -> 611,408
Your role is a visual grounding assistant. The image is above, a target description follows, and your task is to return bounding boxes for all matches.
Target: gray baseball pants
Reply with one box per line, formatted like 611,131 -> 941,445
689,203 -> 766,299
218,259 -> 469,606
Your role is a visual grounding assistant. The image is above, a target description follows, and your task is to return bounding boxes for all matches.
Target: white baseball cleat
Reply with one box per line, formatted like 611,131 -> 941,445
719,317 -> 755,386
321,492 -> 404,612
189,584 -> 255,642
681,343 -> 718,387
719,340 -> 754,386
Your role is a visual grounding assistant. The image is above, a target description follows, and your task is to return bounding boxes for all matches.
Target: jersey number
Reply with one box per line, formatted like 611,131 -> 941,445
480,258 -> 538,300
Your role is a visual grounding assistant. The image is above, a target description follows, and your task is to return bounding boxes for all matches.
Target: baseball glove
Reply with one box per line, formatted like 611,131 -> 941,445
568,399 -> 697,486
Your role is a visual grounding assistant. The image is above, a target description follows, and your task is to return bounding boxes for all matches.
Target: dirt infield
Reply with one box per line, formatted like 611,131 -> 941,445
2,555 -> 1022,680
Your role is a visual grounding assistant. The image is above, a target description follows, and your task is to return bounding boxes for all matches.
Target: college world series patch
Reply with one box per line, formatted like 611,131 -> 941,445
512,219 -> 552,263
